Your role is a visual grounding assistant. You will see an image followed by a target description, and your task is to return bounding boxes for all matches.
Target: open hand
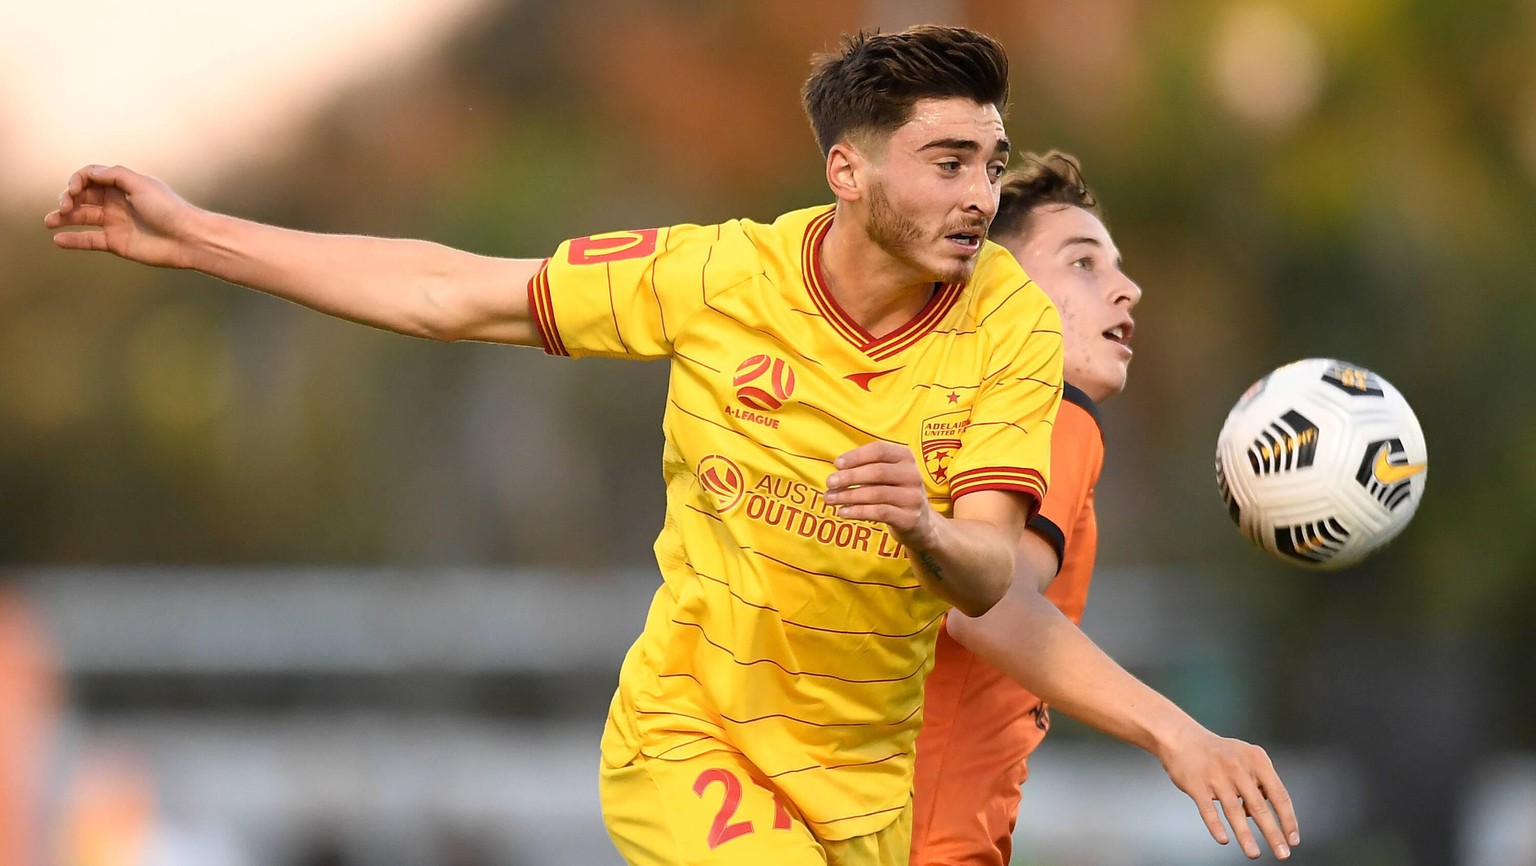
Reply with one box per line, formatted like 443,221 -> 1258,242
1159,728 -> 1300,859
44,165 -> 201,268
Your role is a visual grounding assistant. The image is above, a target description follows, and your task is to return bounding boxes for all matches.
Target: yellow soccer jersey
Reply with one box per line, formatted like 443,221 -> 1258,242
527,205 -> 1063,840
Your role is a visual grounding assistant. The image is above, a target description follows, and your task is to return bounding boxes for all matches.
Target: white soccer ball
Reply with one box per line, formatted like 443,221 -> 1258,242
1215,358 -> 1428,570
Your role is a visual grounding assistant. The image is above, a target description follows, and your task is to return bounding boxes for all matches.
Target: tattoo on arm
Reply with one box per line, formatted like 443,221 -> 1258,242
918,551 -> 945,582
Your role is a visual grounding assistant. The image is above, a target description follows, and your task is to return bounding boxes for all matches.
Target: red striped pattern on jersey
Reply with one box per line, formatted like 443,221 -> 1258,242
526,259 -> 566,356
949,466 -> 1046,509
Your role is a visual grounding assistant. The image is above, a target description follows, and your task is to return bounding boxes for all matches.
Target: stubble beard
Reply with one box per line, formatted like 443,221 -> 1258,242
866,183 -> 975,285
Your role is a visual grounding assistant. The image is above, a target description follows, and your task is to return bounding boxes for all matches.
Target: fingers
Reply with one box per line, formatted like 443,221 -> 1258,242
45,204 -> 105,229
59,165 -> 103,214
1239,746 -> 1299,856
44,200 -> 108,252
1239,778 -> 1293,859
1211,789 -> 1261,859
1199,783 -> 1293,861
828,442 -> 918,488
52,229 -> 111,252
826,442 -> 932,533
1192,796 -> 1230,847
827,461 -> 913,492
826,452 -> 923,513
1259,764 -> 1301,849
1174,742 -> 1298,860
57,164 -> 135,215
833,441 -> 910,471
824,477 -> 923,525
832,501 -> 912,527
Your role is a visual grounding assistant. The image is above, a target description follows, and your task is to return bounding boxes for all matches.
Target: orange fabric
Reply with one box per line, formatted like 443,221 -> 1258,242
0,589 -> 62,866
910,391 -> 1103,866
1035,391 -> 1102,626
59,752 -> 156,866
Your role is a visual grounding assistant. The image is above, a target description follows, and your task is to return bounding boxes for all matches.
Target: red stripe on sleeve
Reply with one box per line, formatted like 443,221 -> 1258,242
526,259 -> 567,356
950,467 -> 1046,516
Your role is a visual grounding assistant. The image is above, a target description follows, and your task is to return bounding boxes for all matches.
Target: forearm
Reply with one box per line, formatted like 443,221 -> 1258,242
947,585 -> 1209,755
906,515 -> 1015,618
185,210 -> 537,343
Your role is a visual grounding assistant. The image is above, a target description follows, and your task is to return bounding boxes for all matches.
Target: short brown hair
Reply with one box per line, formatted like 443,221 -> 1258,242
990,150 -> 1101,242
802,26 -> 1010,156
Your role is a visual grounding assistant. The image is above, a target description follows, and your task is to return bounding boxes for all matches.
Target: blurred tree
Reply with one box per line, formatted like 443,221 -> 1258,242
5,3 -> 1535,861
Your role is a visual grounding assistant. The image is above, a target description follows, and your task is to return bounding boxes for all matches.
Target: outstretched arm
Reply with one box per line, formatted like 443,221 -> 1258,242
946,567 -> 1301,861
44,165 -> 543,345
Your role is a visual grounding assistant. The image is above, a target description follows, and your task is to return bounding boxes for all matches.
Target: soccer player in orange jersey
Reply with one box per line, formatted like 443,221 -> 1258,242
45,25 -> 1296,865
912,153 -> 1298,865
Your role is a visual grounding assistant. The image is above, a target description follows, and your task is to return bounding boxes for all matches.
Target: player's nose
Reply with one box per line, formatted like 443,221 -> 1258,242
1109,270 -> 1142,309
962,178 -> 998,220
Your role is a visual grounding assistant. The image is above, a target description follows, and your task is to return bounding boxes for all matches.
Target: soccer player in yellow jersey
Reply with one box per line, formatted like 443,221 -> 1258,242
45,25 -> 1295,866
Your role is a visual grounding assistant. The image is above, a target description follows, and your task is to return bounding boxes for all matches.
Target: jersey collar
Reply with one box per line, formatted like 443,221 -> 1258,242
800,208 -> 964,362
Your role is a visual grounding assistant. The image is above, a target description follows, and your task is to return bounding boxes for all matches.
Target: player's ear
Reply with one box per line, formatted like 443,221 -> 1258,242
826,142 -> 865,204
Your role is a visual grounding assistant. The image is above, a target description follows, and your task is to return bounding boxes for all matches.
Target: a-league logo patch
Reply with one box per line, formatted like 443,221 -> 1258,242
733,355 -> 796,411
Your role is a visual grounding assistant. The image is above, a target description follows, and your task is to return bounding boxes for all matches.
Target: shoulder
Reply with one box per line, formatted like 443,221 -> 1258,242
684,205 -> 833,254
1049,383 -> 1106,476
1058,383 -> 1105,443
630,218 -> 771,296
963,243 -> 1057,324
764,204 -> 836,236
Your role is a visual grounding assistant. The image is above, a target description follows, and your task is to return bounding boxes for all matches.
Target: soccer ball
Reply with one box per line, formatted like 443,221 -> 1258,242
1214,358 -> 1428,570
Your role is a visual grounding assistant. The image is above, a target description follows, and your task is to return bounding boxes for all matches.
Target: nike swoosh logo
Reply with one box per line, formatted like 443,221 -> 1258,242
1373,446 -> 1426,484
844,368 -> 904,391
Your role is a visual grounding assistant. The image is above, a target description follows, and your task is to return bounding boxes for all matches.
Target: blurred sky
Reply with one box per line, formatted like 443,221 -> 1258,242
0,0 -> 490,205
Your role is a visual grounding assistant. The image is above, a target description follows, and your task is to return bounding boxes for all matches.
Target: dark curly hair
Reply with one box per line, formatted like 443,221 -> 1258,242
801,25 -> 1010,156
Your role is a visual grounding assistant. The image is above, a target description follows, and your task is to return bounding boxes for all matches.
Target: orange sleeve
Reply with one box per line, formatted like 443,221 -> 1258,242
912,387 -> 1106,866
1026,384 -> 1104,568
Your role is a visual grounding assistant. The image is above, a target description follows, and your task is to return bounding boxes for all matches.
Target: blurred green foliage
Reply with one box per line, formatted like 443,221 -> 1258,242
4,0 -> 1534,793
6,1 -> 1534,860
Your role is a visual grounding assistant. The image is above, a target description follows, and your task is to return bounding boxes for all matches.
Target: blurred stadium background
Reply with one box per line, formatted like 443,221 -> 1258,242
3,1 -> 1534,864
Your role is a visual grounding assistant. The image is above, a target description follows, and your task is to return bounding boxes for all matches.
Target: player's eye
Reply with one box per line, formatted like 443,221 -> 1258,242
937,160 -> 962,173
1073,256 -> 1094,271
987,163 -> 1006,181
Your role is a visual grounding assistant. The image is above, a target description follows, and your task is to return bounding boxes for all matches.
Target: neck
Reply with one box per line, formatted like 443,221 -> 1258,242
819,207 -> 940,338
1067,376 -> 1116,404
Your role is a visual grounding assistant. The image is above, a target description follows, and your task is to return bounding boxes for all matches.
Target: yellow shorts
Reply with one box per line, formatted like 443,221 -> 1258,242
600,748 -> 911,866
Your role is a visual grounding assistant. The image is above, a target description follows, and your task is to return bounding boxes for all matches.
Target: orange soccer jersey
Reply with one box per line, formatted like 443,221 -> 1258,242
910,384 -> 1104,866
529,205 -> 1064,841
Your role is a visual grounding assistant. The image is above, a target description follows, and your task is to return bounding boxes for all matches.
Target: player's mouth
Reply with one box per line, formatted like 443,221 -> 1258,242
944,230 -> 984,252
1103,319 -> 1135,356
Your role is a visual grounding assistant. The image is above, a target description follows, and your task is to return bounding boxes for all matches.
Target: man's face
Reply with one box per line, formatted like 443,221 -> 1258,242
862,97 -> 1009,284
1002,205 -> 1141,401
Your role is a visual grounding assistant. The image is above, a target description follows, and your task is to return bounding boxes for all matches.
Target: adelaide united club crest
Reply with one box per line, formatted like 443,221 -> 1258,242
920,411 -> 969,487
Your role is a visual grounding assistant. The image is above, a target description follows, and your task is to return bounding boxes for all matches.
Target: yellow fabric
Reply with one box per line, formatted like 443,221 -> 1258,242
601,749 -> 913,866
532,205 -> 1063,840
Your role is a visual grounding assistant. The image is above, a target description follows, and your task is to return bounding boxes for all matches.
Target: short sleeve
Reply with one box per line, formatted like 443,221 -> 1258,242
1027,386 -> 1105,566
947,284 -> 1064,517
528,222 -> 737,360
